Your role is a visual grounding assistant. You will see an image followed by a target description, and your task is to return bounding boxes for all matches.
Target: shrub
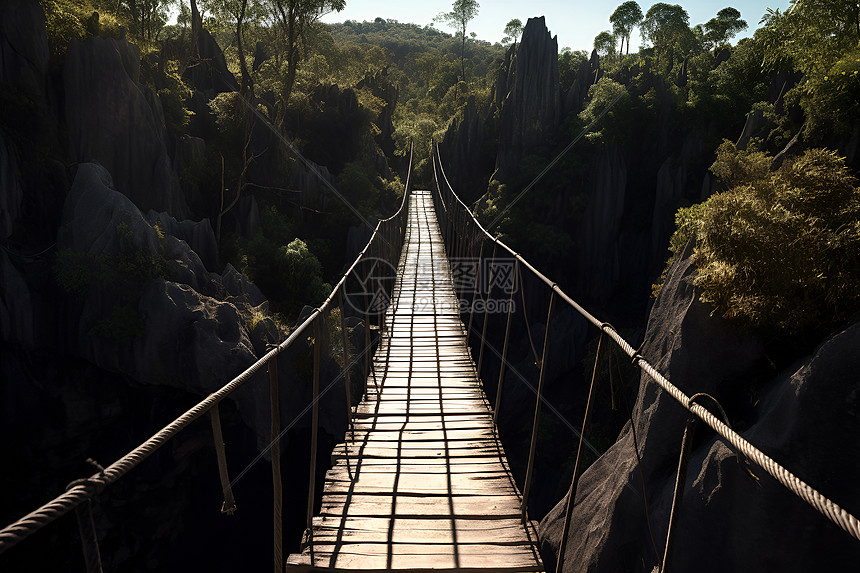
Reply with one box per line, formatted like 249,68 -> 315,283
659,146 -> 860,334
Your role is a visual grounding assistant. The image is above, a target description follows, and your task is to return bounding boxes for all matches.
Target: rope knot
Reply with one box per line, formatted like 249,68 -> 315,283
65,459 -> 108,497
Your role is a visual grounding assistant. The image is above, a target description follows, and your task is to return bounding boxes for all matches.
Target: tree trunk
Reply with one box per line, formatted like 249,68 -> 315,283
236,0 -> 253,97
190,0 -> 201,58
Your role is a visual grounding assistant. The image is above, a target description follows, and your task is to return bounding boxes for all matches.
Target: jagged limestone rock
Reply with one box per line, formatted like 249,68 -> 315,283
495,16 -> 560,180
539,243 -> 860,572
441,96 -> 488,203
64,37 -> 188,217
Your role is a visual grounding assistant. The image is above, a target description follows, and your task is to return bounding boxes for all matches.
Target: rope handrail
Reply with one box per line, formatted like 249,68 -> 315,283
0,143 -> 414,557
430,143 -> 860,544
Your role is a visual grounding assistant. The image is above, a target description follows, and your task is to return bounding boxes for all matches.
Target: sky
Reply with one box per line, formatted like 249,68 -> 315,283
319,0 -> 794,53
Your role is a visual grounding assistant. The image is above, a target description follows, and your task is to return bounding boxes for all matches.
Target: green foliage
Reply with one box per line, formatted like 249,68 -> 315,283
708,139 -> 771,188
661,146 -> 860,334
143,59 -> 194,137
578,77 -> 632,142
702,7 -> 747,48
502,19 -> 523,46
594,31 -> 616,58
54,222 -> 169,344
39,0 -> 123,55
757,1 -> 860,144
641,3 -> 690,69
804,48 -> 860,139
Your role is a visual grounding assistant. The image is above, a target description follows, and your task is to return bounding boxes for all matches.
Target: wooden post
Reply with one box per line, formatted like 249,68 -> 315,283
306,317 -> 322,553
269,358 -> 283,573
210,403 -> 237,515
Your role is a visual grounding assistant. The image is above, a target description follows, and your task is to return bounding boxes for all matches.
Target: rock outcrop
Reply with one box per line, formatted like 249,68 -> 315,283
574,143 -> 627,302
539,243 -> 860,572
64,36 -> 188,218
0,135 -> 22,239
441,96 -> 490,204
0,0 -> 50,107
495,16 -> 560,180
356,67 -> 398,160
55,163 -> 275,439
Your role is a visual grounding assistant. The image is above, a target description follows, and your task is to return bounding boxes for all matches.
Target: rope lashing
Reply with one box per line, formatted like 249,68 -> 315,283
493,260 -> 518,425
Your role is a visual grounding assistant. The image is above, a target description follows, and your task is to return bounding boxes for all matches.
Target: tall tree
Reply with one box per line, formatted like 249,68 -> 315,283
268,0 -> 346,121
204,0 -> 264,95
502,18 -> 523,47
435,0 -> 480,93
641,3 -> 689,69
703,7 -> 747,48
594,30 -> 616,59
609,1 -> 643,55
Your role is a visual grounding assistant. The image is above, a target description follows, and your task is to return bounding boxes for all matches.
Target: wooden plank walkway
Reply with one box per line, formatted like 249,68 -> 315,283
286,190 -> 544,572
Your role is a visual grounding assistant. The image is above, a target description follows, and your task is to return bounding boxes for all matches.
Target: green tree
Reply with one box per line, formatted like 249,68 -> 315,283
204,0 -> 265,95
502,18 -> 523,47
268,0 -> 346,119
434,0 -> 480,94
609,1 -> 643,55
758,0 -> 860,139
641,3 -> 690,69
594,30 -> 616,59
703,7 -> 747,48
673,146 -> 860,333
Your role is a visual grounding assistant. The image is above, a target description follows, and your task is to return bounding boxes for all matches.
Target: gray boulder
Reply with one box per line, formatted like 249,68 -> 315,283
64,36 -> 188,218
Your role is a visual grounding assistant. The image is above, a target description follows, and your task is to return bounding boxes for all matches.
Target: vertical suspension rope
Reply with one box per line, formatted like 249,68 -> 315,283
269,358 -> 283,573
210,403 -> 237,515
493,261 -> 518,424
306,317 -> 322,554
467,240 -> 485,340
363,254 -> 373,390
73,499 -> 103,573
521,291 -> 556,521
340,291 -> 354,480
660,418 -> 697,573
556,332 -> 604,573
476,242 -> 498,377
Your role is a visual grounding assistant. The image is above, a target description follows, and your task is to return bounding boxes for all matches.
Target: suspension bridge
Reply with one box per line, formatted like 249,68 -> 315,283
1,144 -> 858,573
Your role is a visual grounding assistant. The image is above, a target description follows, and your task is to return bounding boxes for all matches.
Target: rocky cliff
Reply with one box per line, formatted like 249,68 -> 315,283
539,243 -> 860,572
64,35 -> 189,218
494,16 -> 560,180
